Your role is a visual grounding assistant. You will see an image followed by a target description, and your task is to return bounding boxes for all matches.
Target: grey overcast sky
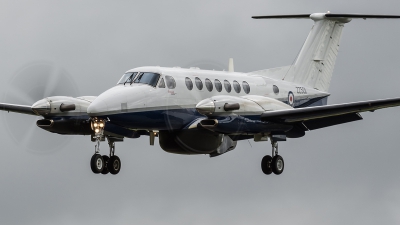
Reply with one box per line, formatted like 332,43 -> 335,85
1,0 -> 400,224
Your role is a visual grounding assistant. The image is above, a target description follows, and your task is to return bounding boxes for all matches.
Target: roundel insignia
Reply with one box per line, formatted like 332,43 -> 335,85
288,91 -> 295,107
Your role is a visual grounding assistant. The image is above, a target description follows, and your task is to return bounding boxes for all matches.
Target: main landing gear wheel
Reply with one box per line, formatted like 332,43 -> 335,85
261,139 -> 285,175
271,155 -> 284,175
108,155 -> 121,175
101,155 -> 110,175
90,154 -> 104,174
261,155 -> 273,175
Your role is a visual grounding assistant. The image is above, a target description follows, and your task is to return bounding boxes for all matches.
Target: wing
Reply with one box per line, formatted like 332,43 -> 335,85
261,97 -> 400,130
0,103 -> 36,115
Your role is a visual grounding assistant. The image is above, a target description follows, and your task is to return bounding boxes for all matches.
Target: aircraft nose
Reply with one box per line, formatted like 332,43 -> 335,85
87,99 -> 108,116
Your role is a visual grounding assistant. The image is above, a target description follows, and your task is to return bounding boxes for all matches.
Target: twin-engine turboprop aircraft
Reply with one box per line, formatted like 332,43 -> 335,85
2,12 -> 400,175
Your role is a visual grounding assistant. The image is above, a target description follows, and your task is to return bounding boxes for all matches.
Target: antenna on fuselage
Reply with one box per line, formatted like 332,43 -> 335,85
228,58 -> 234,72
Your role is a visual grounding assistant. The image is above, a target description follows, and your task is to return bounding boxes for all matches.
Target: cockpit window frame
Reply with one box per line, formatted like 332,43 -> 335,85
118,72 -> 138,85
132,72 -> 161,87
158,77 -> 166,88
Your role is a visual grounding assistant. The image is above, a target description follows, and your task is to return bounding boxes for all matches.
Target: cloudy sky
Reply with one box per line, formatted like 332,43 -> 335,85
1,0 -> 400,224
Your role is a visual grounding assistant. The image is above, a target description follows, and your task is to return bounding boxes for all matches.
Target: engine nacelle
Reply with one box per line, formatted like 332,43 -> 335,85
199,116 -> 293,135
37,118 -> 93,135
196,95 -> 292,117
32,96 -> 96,116
196,95 -> 294,134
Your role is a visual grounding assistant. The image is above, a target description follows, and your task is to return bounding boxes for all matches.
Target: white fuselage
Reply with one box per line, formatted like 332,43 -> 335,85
87,66 -> 329,131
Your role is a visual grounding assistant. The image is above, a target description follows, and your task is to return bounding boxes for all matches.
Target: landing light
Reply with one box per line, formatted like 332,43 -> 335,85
94,123 -> 98,128
95,128 -> 100,133
99,122 -> 104,128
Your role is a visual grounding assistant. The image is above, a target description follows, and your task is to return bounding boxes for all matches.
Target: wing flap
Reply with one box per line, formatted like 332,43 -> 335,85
0,103 -> 36,115
303,113 -> 363,130
261,98 -> 400,123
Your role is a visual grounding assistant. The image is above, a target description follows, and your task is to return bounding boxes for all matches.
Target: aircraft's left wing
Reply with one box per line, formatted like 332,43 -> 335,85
0,103 -> 36,115
261,98 -> 400,130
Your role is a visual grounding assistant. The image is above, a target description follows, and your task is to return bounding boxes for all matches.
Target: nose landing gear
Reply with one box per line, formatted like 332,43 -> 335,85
89,118 -> 122,175
261,137 -> 285,175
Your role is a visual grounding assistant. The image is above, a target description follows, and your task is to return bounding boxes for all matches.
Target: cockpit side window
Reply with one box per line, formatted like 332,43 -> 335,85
133,72 -> 160,87
158,78 -> 166,88
117,72 -> 137,85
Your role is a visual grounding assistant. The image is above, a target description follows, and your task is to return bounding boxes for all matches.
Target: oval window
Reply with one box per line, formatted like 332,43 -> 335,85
242,81 -> 250,94
273,85 -> 279,94
185,77 -> 193,90
233,80 -> 241,93
205,78 -> 213,92
214,79 -> 222,92
165,75 -> 176,89
195,77 -> 203,90
224,80 -> 231,93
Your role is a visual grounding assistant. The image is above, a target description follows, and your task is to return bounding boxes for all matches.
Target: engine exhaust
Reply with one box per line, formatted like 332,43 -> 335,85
60,103 -> 76,112
36,119 -> 54,127
200,119 -> 218,129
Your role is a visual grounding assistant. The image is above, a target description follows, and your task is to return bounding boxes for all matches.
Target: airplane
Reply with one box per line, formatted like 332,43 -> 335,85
2,12 -> 400,176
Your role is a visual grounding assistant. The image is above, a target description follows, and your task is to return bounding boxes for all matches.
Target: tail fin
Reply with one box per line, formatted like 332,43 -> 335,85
253,13 -> 400,92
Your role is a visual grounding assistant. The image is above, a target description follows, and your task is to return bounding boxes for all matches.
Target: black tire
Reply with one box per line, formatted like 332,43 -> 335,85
108,155 -> 121,175
271,155 -> 284,175
261,155 -> 273,175
101,155 -> 110,175
90,154 -> 104,174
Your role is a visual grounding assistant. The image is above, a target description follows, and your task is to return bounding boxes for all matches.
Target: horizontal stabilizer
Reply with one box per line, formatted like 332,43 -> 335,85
261,97 -> 400,123
325,14 -> 400,19
0,103 -> 36,115
252,13 -> 400,20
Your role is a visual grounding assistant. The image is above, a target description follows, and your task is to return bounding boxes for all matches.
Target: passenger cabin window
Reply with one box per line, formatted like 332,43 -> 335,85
273,85 -> 279,94
242,81 -> 250,94
117,72 -> 137,85
185,77 -> 193,90
158,78 -> 165,88
214,79 -> 222,92
224,80 -> 231,93
165,75 -> 176,89
233,80 -> 241,93
205,78 -> 213,92
133,72 -> 160,87
195,77 -> 203,90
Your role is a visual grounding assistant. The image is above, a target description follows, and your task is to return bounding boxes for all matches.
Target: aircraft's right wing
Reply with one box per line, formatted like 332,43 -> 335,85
0,103 -> 36,115
261,98 -> 400,130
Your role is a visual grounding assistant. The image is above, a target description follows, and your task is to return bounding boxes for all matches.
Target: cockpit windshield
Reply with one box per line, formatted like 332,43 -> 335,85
133,72 -> 160,87
117,72 -> 137,85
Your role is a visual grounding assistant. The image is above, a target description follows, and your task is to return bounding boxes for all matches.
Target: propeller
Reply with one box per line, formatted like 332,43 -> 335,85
2,61 -> 80,154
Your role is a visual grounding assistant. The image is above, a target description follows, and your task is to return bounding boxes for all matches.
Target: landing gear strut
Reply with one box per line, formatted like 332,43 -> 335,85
107,138 -> 121,175
89,118 -> 122,175
261,138 -> 285,175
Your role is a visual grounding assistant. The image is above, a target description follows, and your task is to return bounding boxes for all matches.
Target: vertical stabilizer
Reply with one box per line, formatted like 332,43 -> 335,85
252,13 -> 400,92
283,14 -> 349,92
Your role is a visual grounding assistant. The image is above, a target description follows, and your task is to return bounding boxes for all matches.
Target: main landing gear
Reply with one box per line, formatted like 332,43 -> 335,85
261,140 -> 285,175
90,118 -> 122,175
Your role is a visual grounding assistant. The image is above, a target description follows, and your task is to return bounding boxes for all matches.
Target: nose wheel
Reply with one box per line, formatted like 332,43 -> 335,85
261,140 -> 284,175
89,118 -> 122,175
